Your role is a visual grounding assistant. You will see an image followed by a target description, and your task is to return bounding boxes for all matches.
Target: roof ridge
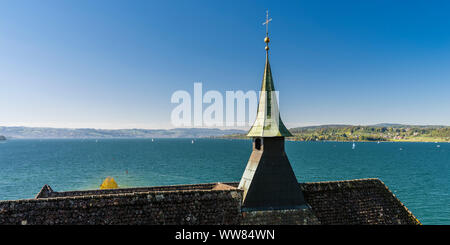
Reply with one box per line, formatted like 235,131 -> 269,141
375,179 -> 422,225
1,188 -> 243,204
300,178 -> 381,185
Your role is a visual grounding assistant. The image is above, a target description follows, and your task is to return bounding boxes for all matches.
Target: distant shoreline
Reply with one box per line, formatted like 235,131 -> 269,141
218,136 -> 450,143
2,137 -> 449,143
2,124 -> 450,142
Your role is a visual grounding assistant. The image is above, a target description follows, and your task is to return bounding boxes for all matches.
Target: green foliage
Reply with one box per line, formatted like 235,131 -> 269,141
289,125 -> 450,142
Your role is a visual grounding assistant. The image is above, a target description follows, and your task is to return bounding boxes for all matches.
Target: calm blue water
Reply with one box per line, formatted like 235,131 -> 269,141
0,139 -> 448,224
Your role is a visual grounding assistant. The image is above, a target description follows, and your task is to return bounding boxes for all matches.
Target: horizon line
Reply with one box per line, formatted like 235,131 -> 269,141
1,123 -> 449,131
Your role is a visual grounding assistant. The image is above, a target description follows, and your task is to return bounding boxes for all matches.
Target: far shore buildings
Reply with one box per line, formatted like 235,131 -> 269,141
0,16 -> 420,225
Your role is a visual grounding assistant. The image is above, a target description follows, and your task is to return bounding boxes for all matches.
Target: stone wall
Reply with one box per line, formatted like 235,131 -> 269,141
0,188 -> 242,225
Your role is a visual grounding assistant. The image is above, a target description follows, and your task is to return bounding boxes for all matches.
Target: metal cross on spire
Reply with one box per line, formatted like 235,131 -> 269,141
262,10 -> 272,37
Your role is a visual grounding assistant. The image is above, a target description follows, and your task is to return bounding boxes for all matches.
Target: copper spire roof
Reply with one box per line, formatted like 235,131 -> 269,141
247,32 -> 293,137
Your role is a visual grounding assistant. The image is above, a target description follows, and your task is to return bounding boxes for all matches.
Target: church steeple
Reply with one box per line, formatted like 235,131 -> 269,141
238,12 -> 307,211
247,12 -> 292,137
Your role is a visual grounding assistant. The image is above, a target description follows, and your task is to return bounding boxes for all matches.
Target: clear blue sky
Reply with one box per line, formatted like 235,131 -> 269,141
1,0 -> 450,129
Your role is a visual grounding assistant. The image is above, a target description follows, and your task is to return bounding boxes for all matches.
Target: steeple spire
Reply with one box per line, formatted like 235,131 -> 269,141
238,12 -> 307,211
247,11 -> 292,137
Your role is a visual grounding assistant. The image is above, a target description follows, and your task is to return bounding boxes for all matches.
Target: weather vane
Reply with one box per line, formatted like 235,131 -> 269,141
262,10 -> 272,50
262,10 -> 272,37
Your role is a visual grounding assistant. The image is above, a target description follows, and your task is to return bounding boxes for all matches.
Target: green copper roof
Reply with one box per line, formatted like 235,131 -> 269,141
247,51 -> 293,137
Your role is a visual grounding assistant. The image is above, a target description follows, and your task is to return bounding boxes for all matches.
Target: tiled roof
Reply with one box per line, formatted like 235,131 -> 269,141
33,178 -> 420,225
227,178 -> 420,224
300,178 -> 420,225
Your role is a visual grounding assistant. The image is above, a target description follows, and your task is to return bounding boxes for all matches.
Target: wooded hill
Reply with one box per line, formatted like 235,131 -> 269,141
220,124 -> 450,142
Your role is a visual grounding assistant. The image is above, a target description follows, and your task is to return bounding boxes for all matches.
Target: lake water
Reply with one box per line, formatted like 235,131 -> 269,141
0,138 -> 448,224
